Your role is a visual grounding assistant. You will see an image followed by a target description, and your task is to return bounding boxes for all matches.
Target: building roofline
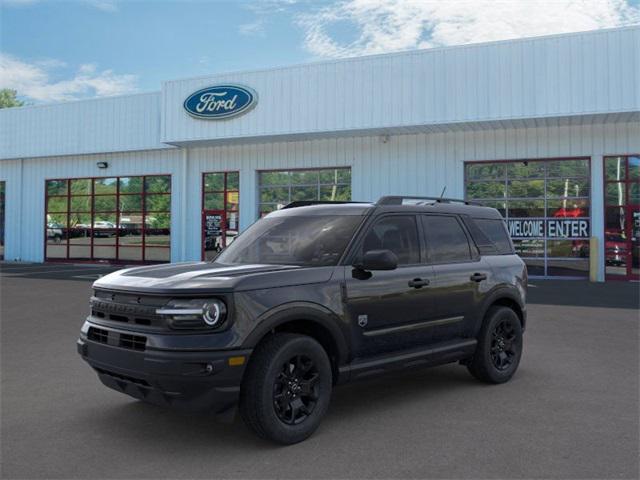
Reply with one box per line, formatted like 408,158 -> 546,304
2,25 -> 637,114
162,25 -> 640,86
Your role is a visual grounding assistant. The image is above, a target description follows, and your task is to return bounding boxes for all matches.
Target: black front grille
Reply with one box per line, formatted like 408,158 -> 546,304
90,292 -> 168,330
86,326 -> 147,351
87,327 -> 108,344
119,333 -> 146,351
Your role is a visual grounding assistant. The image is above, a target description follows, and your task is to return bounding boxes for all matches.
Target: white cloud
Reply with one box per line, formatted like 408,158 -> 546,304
0,53 -> 138,102
239,18 -> 266,36
297,0 -> 640,58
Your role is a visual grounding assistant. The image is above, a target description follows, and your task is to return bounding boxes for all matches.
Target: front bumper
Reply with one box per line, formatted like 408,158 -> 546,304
77,323 -> 251,416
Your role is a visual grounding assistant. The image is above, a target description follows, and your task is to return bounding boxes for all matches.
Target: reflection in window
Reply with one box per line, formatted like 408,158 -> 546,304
258,168 -> 351,216
464,158 -> 591,277
44,175 -> 171,263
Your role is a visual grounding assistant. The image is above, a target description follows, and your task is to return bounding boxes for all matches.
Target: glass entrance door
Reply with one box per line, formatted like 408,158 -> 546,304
604,155 -> 639,280
202,172 -> 239,261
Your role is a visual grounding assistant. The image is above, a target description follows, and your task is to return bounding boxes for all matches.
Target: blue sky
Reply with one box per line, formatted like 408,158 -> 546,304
1,0 -> 639,103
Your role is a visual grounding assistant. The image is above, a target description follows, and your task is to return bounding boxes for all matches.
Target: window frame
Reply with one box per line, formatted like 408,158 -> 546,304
464,157 -> 592,278
420,214 -> 478,265
257,167 -> 352,217
347,213 -> 423,267
44,174 -> 171,264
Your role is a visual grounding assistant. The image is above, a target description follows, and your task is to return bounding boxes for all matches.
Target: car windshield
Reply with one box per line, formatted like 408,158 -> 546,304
215,215 -> 363,267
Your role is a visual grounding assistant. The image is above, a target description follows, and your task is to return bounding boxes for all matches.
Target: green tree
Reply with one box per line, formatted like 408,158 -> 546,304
0,89 -> 24,109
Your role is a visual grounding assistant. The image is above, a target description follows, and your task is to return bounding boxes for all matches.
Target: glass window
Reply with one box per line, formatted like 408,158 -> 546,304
216,215 -> 362,267
422,215 -> 471,263
548,199 -> 589,218
629,156 -> 639,181
145,176 -> 171,193
547,179 -> 589,198
258,168 -> 351,216
507,161 -> 545,178
204,173 -> 225,191
465,158 -> 591,277
474,218 -> 513,255
507,180 -> 545,198
119,177 -> 143,194
44,175 -> 171,263
70,179 -> 92,194
508,200 -> 545,218
466,163 -> 506,180
46,180 -> 67,196
362,216 -> 420,265
605,157 -> 626,181
546,159 -> 589,178
606,183 -> 626,206
70,196 -> 91,212
466,181 -> 506,200
94,178 -> 117,194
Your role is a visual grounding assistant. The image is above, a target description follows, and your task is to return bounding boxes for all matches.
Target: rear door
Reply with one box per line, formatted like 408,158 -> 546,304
420,214 -> 492,340
342,214 -> 437,357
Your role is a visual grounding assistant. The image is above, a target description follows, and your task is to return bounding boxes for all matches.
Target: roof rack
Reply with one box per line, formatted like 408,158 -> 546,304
281,200 -> 366,209
376,195 -> 480,206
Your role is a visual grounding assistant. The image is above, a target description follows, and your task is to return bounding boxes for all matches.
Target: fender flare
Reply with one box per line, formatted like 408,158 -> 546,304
473,287 -> 526,336
242,302 -> 350,365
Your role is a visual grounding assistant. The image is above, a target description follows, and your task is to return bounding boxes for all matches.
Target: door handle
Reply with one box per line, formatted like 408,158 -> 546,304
470,272 -> 487,282
408,278 -> 430,289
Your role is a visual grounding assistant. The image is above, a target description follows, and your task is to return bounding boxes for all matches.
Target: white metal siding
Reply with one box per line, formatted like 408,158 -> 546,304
0,92 -> 168,160
162,27 -> 640,145
1,118 -> 637,281
0,149 -> 183,262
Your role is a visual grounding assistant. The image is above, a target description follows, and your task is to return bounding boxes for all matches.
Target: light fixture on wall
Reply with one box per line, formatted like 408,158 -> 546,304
96,162 -> 109,169
380,134 -> 390,144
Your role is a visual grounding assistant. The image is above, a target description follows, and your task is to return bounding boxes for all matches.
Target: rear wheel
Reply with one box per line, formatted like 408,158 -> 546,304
239,333 -> 332,444
467,306 -> 523,384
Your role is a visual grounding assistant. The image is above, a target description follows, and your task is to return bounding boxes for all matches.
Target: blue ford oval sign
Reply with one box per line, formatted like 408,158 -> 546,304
183,84 -> 257,120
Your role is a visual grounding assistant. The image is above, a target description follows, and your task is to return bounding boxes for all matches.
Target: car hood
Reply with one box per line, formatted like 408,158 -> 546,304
93,262 -> 335,294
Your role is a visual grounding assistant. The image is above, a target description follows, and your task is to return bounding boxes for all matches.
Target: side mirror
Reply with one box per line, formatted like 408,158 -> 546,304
356,249 -> 398,271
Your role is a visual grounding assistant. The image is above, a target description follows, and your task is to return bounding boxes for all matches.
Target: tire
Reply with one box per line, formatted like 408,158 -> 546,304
467,306 -> 523,384
239,333 -> 332,445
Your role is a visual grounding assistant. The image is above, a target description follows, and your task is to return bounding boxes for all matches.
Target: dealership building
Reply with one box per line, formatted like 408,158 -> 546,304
0,26 -> 638,281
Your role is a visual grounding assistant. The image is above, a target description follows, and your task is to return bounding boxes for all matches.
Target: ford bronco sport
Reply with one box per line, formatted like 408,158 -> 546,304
78,196 -> 527,444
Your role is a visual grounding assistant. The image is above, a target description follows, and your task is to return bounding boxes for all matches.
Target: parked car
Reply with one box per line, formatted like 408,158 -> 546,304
78,196 -> 527,444
93,221 -> 116,237
46,223 -> 64,243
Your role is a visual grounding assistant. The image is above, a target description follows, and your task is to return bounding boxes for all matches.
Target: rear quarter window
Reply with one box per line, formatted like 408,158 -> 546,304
467,218 -> 514,255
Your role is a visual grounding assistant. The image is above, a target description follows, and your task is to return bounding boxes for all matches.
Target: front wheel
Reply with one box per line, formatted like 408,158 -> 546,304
239,333 -> 332,444
467,306 -> 523,384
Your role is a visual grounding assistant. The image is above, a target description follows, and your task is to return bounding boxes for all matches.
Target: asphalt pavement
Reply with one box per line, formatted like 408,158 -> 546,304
1,262 -> 638,479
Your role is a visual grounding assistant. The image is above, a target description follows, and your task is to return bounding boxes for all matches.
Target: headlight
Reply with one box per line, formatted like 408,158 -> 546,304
156,298 -> 227,330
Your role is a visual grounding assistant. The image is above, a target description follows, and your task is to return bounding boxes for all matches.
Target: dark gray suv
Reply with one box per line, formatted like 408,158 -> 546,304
78,196 -> 527,444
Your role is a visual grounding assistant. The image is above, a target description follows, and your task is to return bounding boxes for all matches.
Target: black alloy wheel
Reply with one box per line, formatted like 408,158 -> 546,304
240,333 -> 332,444
466,306 -> 523,384
490,319 -> 517,371
273,355 -> 320,425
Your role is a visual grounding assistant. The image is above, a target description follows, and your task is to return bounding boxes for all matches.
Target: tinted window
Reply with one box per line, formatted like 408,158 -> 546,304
216,215 -> 361,267
422,215 -> 471,262
361,216 -> 420,265
474,219 -> 514,254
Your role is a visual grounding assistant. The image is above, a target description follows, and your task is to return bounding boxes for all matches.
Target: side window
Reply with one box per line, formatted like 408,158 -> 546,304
474,218 -> 514,254
361,216 -> 420,265
422,215 -> 472,262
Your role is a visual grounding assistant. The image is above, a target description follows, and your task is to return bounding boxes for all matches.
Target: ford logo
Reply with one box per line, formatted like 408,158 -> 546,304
183,84 -> 257,120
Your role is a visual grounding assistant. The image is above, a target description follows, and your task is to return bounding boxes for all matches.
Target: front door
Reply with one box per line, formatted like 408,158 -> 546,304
202,210 -> 226,261
202,171 -> 240,261
342,214 -> 437,357
604,155 -> 639,280
420,214 -> 490,339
